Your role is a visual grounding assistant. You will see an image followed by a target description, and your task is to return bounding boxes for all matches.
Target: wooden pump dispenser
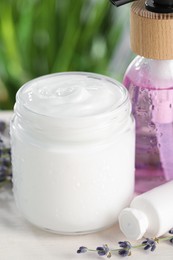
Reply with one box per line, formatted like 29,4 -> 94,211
111,0 -> 173,60
131,0 -> 173,60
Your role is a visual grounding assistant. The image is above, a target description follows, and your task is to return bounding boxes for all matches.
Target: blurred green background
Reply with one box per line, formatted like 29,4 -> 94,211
0,0 -> 132,110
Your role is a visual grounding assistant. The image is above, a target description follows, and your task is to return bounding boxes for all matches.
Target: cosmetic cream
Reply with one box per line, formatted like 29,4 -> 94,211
11,72 -> 135,234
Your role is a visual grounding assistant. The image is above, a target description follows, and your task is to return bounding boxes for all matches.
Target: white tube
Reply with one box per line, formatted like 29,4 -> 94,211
119,181 -> 173,240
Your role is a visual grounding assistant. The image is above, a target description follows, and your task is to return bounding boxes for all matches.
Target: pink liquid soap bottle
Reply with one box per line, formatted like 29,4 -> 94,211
111,0 -> 173,193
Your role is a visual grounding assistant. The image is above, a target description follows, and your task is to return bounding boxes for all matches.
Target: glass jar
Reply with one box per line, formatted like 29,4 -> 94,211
10,72 -> 135,234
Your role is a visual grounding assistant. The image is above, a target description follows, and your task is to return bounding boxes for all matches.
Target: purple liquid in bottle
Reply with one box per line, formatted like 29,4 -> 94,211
123,56 -> 173,193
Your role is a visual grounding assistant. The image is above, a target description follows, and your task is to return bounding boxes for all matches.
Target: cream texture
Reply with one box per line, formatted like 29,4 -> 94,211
19,73 -> 124,117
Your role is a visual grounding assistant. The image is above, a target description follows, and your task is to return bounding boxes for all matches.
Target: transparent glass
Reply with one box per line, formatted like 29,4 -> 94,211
11,72 -> 135,234
123,56 -> 173,193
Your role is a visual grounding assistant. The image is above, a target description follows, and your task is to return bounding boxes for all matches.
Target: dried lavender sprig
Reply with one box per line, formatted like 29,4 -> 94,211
77,230 -> 173,258
0,121 -> 6,133
0,120 -> 12,187
0,146 -> 12,184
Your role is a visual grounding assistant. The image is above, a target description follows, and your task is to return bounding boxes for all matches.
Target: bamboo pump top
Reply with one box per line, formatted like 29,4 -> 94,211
111,0 -> 173,60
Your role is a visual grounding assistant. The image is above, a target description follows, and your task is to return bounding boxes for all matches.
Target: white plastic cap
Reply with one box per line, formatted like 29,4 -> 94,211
118,208 -> 149,240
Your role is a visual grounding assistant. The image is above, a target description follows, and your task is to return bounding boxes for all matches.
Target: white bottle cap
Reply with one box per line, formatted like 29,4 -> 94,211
118,208 -> 149,240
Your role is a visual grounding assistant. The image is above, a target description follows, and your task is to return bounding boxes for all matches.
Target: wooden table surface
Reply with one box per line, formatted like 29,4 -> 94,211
0,111 -> 173,260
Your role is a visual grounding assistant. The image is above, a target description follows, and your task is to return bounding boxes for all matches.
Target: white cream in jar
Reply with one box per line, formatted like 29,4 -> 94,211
11,72 -> 135,234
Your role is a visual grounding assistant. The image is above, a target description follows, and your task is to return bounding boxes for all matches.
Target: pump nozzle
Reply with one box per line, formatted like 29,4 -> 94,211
110,0 -> 173,13
146,0 -> 173,13
110,0 -> 136,7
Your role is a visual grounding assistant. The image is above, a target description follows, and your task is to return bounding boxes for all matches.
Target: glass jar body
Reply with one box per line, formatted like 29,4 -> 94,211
11,72 -> 135,234
123,56 -> 173,193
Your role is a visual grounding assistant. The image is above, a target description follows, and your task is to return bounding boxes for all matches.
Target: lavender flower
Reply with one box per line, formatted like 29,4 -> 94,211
142,238 -> 156,252
0,152 -> 12,182
77,246 -> 88,254
0,121 -> 12,186
96,244 -> 111,258
0,171 -> 6,182
0,157 -> 11,167
170,238 -> 173,244
118,241 -> 131,249
118,249 -> 130,257
169,228 -> 173,235
0,121 -> 6,133
118,241 -> 131,256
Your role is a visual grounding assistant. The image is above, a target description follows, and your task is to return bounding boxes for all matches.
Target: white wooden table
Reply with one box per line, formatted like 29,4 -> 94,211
0,111 -> 173,260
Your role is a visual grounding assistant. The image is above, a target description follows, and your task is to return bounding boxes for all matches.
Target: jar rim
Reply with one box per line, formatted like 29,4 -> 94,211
16,71 -> 130,121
